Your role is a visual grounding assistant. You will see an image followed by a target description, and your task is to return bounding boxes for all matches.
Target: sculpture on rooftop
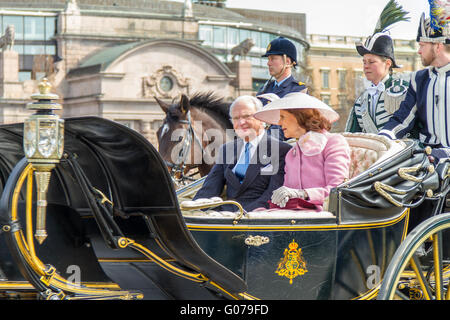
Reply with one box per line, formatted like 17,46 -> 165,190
183,0 -> 194,19
0,25 -> 15,51
230,38 -> 255,62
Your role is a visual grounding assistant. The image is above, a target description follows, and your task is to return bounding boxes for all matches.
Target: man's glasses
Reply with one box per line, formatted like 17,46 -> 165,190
231,114 -> 254,122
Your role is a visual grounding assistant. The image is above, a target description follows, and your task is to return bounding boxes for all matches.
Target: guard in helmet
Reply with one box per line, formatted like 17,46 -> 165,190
257,37 -> 307,140
379,0 -> 450,163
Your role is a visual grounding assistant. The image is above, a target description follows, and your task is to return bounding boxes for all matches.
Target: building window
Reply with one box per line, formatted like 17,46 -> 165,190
321,94 -> 331,106
353,69 -> 365,95
353,70 -> 363,80
213,26 -> 225,48
321,69 -> 330,89
261,32 -> 270,50
239,29 -> 250,44
338,94 -> 347,110
338,69 -> 347,90
199,24 -> 213,46
25,16 -> 45,40
18,71 -> 31,82
227,27 -> 238,47
250,30 -> 261,51
24,45 -> 46,55
45,16 -> 55,40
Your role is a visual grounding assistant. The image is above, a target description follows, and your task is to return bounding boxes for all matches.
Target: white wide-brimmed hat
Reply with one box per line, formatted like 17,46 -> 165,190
254,92 -> 339,125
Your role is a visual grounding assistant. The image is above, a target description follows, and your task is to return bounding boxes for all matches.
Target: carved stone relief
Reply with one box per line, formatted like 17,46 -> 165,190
142,65 -> 190,100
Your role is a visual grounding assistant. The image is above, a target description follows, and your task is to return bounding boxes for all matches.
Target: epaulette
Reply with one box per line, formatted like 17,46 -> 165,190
384,78 -> 408,114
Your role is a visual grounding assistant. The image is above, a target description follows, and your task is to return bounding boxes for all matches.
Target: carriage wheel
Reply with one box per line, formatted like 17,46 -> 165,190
378,212 -> 450,300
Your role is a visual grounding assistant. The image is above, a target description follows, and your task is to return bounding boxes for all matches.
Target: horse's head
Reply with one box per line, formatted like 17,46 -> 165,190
156,94 -> 194,177
156,93 -> 233,183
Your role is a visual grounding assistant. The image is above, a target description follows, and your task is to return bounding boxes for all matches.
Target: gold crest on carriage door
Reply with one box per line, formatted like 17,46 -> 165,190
275,239 -> 308,284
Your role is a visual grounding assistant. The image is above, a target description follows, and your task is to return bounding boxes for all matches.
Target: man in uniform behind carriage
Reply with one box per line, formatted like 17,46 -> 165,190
257,37 -> 307,140
379,1 -> 450,163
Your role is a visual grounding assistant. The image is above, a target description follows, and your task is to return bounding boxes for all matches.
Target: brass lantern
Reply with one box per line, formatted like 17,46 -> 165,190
23,78 -> 64,244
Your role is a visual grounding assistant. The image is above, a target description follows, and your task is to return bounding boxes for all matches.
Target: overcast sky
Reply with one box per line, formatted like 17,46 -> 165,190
191,0 -> 432,40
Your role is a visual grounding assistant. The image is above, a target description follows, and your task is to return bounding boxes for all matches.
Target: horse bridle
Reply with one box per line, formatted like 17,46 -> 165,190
165,111 -> 205,183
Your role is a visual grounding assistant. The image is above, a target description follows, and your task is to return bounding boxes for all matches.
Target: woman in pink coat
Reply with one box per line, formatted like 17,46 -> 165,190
254,92 -> 351,211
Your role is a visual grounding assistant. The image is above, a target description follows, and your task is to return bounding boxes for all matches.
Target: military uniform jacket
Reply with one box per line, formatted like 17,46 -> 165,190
345,76 -> 409,134
257,75 -> 307,104
379,64 -> 450,148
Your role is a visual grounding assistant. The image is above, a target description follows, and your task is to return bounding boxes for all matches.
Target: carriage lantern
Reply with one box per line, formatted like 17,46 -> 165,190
23,78 -> 64,244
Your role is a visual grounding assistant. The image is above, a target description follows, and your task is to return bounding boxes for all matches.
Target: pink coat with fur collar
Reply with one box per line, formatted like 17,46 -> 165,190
283,131 -> 350,211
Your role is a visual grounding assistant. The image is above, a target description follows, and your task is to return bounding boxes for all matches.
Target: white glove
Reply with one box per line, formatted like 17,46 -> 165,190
271,186 -> 306,208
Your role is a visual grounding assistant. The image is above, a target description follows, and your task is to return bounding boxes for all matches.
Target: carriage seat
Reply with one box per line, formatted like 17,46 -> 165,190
181,197 -> 335,220
181,133 -> 405,219
342,132 -> 405,179
183,207 -> 335,220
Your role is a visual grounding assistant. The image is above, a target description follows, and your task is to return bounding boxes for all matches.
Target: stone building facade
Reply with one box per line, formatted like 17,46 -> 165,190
0,0 -> 308,146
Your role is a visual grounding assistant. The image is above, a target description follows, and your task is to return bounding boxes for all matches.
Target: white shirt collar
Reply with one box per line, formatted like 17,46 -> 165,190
247,129 -> 265,148
238,130 -> 265,161
365,74 -> 390,89
435,62 -> 450,74
275,76 -> 289,87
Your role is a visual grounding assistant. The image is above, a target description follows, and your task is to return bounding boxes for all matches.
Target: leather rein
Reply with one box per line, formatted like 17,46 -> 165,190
165,111 -> 205,184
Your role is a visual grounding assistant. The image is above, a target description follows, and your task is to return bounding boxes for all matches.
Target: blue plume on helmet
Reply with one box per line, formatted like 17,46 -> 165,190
417,0 -> 449,44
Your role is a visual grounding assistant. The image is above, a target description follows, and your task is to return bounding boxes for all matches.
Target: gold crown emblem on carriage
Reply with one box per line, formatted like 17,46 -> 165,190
288,240 -> 299,250
275,239 -> 308,284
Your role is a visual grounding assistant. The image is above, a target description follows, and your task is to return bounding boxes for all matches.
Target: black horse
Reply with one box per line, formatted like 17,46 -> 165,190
156,92 -> 234,185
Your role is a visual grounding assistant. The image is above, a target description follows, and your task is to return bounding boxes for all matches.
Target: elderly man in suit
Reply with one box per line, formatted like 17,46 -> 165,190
193,95 -> 292,212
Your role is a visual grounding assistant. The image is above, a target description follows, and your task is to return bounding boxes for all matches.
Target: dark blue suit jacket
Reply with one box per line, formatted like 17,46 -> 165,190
193,133 -> 291,212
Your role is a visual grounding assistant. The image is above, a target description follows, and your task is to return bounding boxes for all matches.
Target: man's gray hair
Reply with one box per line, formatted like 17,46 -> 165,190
229,95 -> 263,118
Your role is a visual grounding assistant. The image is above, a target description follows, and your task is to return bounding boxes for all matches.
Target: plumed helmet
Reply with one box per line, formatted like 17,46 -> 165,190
416,1 -> 449,45
355,0 -> 410,69
262,37 -> 297,66
356,33 -> 401,68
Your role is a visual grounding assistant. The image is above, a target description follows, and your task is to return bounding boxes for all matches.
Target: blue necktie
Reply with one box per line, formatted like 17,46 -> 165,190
234,143 -> 250,182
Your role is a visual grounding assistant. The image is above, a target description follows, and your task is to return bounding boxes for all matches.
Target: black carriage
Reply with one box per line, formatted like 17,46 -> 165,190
0,113 -> 449,300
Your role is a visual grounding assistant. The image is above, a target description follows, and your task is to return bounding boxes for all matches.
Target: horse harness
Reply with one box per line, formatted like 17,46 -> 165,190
165,111 -> 205,183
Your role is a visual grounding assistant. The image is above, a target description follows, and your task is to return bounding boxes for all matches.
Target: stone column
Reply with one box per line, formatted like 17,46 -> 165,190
140,120 -> 158,147
0,50 -> 21,98
226,60 -> 253,96
57,0 -> 82,72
